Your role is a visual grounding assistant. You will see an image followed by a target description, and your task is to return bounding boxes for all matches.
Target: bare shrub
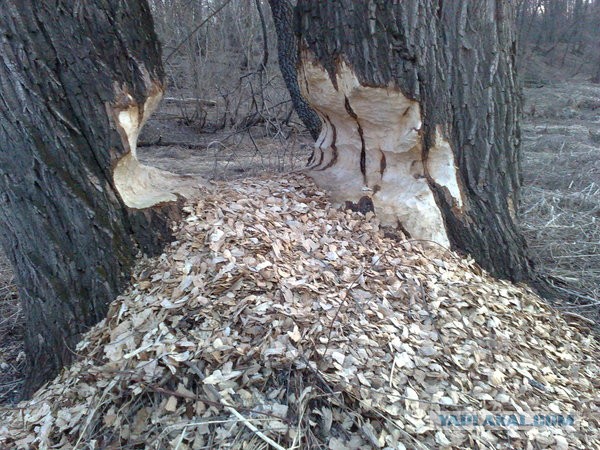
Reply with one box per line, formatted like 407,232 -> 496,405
148,0 -> 298,134
0,252 -> 24,404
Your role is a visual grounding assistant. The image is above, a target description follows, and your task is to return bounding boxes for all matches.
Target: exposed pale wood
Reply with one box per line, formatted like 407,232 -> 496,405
293,0 -> 538,285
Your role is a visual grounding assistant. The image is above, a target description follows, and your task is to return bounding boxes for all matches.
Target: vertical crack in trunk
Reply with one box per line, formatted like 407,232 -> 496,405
344,96 -> 367,185
319,120 -> 338,171
379,150 -> 387,176
423,125 -> 465,210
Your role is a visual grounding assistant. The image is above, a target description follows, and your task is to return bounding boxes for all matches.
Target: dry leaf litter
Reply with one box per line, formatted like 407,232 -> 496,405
0,174 -> 598,450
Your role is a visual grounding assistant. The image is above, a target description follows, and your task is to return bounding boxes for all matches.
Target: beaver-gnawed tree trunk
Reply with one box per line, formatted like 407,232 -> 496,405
0,0 -> 199,396
289,0 -> 536,284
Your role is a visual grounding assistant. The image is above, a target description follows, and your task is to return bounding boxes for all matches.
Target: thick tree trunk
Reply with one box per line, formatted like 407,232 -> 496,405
268,0 -> 322,140
0,1 -> 199,395
293,1 -> 536,283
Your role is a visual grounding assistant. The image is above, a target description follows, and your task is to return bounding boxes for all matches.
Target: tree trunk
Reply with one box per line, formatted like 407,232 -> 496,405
292,0 -> 536,283
0,0 -> 199,396
592,52 -> 600,84
268,0 -> 322,140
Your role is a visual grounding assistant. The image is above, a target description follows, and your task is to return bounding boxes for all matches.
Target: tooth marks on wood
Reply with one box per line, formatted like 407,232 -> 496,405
319,122 -> 338,171
307,147 -> 316,166
314,113 -> 335,168
344,96 -> 358,119
316,145 -> 325,167
308,131 -> 323,168
315,112 -> 329,149
298,61 -> 455,246
308,147 -> 323,169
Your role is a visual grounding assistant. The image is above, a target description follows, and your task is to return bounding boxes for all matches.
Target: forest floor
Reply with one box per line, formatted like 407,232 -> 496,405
135,96 -> 313,180
3,174 -> 598,449
0,80 -> 598,404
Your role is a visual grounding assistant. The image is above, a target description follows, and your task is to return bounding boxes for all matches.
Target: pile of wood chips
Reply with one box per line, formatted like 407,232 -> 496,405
1,174 -> 598,449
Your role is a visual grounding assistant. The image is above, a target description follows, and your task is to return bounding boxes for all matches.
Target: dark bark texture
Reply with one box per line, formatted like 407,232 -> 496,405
295,1 -> 535,283
268,0 -> 322,140
592,53 -> 600,84
0,0 -> 174,395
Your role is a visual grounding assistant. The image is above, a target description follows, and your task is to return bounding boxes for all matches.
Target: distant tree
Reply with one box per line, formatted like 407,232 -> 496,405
268,0 -> 322,139
593,59 -> 600,84
516,0 -> 600,80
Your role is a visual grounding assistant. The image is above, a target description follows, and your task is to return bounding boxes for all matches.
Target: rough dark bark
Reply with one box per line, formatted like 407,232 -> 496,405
267,0 -> 322,140
255,0 -> 270,71
293,1 -> 538,284
0,0 -> 179,396
592,53 -> 600,84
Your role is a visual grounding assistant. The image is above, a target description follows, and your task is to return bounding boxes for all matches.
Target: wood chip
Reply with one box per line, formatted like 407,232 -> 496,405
0,174 -> 598,449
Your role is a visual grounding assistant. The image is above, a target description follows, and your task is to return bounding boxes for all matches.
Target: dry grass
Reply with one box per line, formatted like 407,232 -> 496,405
520,82 -> 600,323
0,251 -> 25,404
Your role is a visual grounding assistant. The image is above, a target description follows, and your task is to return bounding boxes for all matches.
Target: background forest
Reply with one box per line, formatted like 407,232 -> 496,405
1,0 -> 599,404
